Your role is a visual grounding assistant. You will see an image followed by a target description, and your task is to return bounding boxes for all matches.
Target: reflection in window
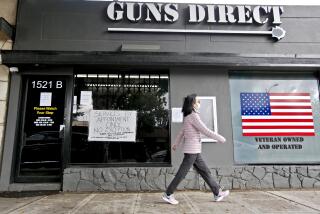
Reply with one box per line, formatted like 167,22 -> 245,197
71,72 -> 170,164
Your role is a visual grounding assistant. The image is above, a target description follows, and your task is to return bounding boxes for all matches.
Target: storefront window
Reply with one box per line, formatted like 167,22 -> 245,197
229,72 -> 320,164
71,72 -> 170,164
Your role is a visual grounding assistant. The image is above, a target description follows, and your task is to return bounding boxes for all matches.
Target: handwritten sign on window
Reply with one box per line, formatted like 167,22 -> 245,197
88,110 -> 137,142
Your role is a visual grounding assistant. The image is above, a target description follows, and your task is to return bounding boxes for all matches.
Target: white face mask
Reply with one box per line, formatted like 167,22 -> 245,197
194,101 -> 200,111
196,103 -> 200,110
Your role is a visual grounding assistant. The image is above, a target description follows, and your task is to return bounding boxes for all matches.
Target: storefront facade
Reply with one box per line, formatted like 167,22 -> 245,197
0,0 -> 320,191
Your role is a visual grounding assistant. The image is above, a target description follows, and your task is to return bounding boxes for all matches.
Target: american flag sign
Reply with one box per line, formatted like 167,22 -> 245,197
240,93 -> 315,136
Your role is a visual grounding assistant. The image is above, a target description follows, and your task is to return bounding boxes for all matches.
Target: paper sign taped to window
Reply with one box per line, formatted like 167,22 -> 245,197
80,91 -> 92,106
88,110 -> 137,142
172,108 -> 183,123
40,92 -> 52,106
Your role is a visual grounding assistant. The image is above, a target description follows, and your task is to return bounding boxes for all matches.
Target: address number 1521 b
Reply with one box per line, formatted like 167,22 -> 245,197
31,80 -> 63,89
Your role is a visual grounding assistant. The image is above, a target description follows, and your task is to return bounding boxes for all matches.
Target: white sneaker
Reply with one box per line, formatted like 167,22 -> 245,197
214,190 -> 230,202
162,193 -> 179,205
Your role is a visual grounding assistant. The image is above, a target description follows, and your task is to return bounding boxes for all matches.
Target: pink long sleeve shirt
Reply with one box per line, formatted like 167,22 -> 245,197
174,111 -> 226,154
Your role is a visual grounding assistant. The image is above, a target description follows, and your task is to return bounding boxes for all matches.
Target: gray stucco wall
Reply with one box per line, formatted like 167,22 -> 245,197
169,68 -> 234,167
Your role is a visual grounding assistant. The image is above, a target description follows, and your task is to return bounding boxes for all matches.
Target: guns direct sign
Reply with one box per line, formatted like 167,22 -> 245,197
106,2 -> 286,40
88,110 -> 137,142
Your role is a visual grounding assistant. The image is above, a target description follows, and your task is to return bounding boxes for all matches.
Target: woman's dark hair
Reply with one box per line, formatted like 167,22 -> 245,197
182,94 -> 197,117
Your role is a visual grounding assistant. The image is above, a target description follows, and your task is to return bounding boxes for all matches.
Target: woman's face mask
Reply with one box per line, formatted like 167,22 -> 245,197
193,98 -> 201,110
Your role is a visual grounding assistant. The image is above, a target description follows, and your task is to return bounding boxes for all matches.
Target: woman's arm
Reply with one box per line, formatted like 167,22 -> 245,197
191,113 -> 226,143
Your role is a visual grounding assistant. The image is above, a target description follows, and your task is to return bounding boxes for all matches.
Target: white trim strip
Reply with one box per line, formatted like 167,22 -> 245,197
270,96 -> 310,99
243,129 -> 315,133
242,116 -> 313,119
108,28 -> 272,35
271,109 -> 312,112
270,102 -> 312,106
242,122 -> 314,126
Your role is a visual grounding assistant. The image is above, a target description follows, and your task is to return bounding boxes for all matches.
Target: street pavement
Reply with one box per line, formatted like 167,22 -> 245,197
1,190 -> 320,214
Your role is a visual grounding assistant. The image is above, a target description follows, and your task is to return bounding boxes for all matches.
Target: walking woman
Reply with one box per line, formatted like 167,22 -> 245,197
162,94 -> 229,205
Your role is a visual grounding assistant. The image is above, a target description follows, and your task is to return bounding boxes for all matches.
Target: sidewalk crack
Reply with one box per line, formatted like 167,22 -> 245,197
266,191 -> 320,212
131,193 -> 141,214
182,192 -> 200,214
67,193 -> 96,214
6,195 -> 48,214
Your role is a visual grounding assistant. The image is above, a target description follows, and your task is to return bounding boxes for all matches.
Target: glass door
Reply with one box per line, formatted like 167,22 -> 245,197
15,76 -> 68,182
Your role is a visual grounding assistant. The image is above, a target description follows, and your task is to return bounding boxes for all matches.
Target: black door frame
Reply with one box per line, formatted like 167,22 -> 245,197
13,67 -> 73,183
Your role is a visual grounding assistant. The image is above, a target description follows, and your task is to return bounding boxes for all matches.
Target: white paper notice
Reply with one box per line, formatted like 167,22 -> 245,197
80,91 -> 92,106
39,92 -> 52,106
172,108 -> 183,123
88,110 -> 137,142
73,96 -> 77,114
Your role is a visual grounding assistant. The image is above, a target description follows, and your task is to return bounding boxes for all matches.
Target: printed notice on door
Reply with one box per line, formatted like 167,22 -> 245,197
39,92 -> 52,106
88,110 -> 137,142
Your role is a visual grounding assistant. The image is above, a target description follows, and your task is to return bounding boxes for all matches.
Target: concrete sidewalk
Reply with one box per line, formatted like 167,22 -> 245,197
1,190 -> 320,214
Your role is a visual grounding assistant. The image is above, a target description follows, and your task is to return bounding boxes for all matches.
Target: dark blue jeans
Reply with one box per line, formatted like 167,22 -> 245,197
166,153 -> 220,196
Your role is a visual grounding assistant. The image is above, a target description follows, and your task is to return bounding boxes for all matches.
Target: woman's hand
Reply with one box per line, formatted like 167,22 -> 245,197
172,144 -> 177,151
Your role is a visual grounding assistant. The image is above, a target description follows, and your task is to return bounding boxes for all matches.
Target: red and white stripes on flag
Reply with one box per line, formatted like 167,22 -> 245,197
242,93 -> 315,136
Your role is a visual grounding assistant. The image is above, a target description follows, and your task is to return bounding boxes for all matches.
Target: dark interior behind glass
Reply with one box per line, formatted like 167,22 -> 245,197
71,72 -> 170,164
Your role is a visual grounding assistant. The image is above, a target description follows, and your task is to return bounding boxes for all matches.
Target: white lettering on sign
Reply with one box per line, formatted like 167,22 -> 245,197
107,2 -> 179,23
106,2 -> 285,40
106,3 -> 283,25
88,110 -> 137,142
31,80 -> 64,89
